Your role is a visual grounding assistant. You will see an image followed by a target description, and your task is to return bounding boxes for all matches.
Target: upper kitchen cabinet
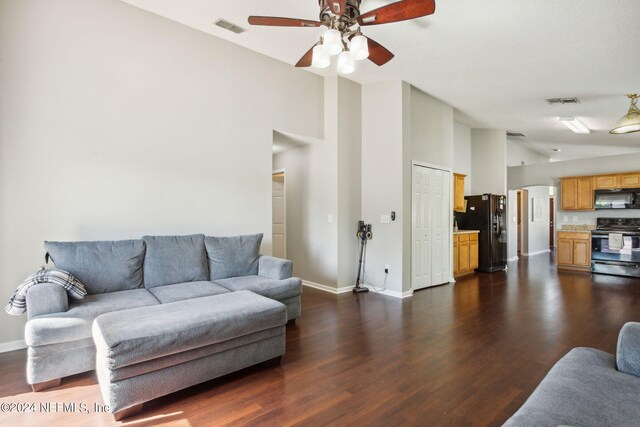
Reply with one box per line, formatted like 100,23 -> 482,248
594,174 -> 620,190
561,177 -> 593,211
620,173 -> 640,188
453,173 -> 466,212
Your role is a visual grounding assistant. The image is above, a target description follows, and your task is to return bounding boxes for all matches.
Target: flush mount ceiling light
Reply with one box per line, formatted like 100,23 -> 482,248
559,117 -> 590,134
247,0 -> 437,74
610,94 -> 640,135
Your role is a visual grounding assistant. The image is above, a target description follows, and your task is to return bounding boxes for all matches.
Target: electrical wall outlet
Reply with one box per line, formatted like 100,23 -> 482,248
563,216 -> 568,222
573,216 -> 578,222
384,265 -> 389,274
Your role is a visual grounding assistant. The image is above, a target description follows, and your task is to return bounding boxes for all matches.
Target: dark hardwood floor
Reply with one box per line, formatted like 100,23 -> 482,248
1,254 -> 639,426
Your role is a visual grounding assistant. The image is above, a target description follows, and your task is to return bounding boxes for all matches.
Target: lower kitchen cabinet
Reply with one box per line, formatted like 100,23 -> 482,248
557,231 -> 591,272
454,231 -> 479,277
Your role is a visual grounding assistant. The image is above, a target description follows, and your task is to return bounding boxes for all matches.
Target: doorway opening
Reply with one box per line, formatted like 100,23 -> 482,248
272,171 -> 286,259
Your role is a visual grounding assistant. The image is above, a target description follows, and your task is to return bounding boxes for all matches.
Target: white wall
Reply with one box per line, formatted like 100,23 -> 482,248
0,0 -> 323,344
410,87 -> 454,169
336,78 -> 362,289
453,122 -> 472,194
508,152 -> 640,190
521,186 -> 550,255
361,81 -> 406,294
471,129 -> 508,195
272,77 -> 362,290
507,140 -> 550,167
272,140 -> 338,286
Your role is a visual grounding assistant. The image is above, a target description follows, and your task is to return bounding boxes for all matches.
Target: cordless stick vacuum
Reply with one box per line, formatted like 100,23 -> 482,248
353,221 -> 372,293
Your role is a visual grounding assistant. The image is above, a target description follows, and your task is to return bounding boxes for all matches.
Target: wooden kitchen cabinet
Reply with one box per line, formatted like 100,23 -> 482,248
453,173 -> 466,212
620,173 -> 640,188
561,177 -> 593,211
557,231 -> 591,272
594,174 -> 620,190
454,231 -> 479,277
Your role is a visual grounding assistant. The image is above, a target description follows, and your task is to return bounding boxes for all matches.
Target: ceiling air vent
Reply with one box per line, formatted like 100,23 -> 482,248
545,97 -> 580,105
214,19 -> 246,34
507,131 -> 526,137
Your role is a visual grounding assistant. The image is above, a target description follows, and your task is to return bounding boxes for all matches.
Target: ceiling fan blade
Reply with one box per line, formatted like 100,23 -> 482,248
248,16 -> 321,27
367,37 -> 395,66
329,0 -> 348,16
358,0 -> 436,26
295,43 -> 319,68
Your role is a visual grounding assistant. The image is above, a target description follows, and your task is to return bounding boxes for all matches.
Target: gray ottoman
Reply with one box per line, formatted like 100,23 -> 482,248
92,290 -> 286,420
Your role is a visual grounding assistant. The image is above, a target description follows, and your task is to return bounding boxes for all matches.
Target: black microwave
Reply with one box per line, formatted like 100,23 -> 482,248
594,188 -> 640,210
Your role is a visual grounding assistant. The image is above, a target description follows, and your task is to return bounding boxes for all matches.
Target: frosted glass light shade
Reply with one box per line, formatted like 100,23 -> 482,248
350,35 -> 369,61
337,51 -> 355,74
323,29 -> 343,56
610,94 -> 640,134
311,44 -> 330,68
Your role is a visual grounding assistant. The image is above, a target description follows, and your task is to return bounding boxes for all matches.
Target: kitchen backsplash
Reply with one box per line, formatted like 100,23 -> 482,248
556,209 -> 640,228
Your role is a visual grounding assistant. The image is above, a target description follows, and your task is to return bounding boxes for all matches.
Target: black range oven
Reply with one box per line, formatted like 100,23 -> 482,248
591,218 -> 640,278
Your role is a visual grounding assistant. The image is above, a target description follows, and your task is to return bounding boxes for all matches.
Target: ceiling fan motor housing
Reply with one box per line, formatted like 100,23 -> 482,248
319,0 -> 362,29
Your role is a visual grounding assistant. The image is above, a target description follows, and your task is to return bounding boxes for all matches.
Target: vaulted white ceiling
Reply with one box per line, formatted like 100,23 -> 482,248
122,0 -> 640,161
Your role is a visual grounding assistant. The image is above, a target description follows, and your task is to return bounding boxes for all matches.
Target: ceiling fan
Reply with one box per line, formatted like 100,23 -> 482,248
247,0 -> 436,74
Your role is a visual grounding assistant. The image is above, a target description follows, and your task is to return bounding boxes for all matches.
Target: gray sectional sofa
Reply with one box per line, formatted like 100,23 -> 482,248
24,233 -> 302,392
504,322 -> 640,426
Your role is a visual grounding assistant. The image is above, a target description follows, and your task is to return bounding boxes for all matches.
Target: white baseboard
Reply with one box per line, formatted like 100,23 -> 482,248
0,339 -> 26,353
302,280 -> 352,294
365,285 -> 413,299
522,249 -> 551,257
508,256 -> 519,262
302,280 -> 413,299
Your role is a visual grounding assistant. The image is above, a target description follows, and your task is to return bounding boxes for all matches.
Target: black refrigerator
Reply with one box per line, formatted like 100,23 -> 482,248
455,194 -> 507,273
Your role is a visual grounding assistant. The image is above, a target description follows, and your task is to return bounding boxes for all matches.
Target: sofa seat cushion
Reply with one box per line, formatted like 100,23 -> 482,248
504,347 -> 640,427
25,289 -> 160,347
142,234 -> 209,288
205,234 -> 262,280
93,290 -> 286,370
44,240 -> 145,294
214,275 -> 301,301
148,281 -> 230,304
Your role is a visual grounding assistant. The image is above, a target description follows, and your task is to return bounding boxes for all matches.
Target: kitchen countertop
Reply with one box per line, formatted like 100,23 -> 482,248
560,225 -> 596,231
454,230 -> 480,234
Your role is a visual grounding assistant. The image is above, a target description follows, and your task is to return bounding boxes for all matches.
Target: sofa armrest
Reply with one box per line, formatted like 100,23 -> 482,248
617,322 -> 640,377
258,256 -> 293,280
26,283 -> 69,320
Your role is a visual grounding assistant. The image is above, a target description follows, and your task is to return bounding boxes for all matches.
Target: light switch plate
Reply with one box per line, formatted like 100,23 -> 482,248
381,215 -> 390,224
572,216 -> 578,222
328,214 -> 333,224
563,216 -> 568,222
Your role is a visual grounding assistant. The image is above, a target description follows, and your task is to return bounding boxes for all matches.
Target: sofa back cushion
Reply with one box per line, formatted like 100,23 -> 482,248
205,234 -> 263,280
44,240 -> 145,294
142,234 -> 209,288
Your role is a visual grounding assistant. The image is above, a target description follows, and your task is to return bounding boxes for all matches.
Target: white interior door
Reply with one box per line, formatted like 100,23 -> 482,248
272,172 -> 286,259
412,164 -> 451,290
430,169 -> 451,285
412,166 -> 431,290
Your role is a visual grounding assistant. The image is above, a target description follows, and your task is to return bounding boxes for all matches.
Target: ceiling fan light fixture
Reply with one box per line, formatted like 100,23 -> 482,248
559,117 -> 590,134
610,94 -> 640,135
311,44 -> 330,68
337,50 -> 355,74
350,35 -> 369,60
323,29 -> 343,56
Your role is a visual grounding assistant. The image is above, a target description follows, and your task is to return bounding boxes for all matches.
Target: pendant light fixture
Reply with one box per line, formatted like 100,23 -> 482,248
610,94 -> 640,134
